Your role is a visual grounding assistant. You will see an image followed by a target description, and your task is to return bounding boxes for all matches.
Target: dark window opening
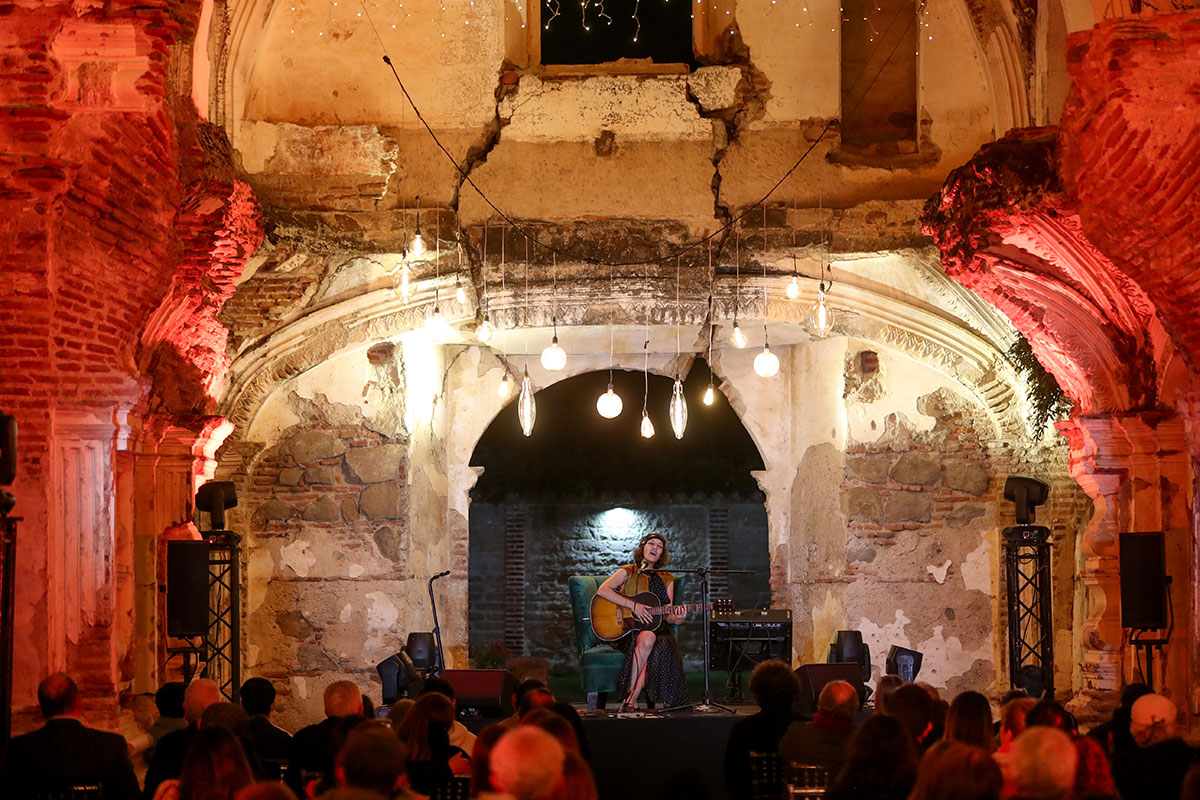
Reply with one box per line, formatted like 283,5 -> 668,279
840,0 -> 918,144
540,0 -> 698,67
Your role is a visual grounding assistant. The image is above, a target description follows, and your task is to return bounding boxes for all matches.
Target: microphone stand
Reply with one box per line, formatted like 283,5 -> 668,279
428,571 -> 449,676
662,565 -> 752,714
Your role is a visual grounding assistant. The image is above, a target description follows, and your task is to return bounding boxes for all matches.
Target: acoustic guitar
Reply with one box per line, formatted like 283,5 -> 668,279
589,591 -> 732,642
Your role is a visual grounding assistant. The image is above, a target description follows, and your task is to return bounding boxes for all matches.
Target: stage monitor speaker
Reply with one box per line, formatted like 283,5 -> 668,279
1120,531 -> 1168,629
440,669 -> 518,718
885,646 -> 923,683
0,414 -> 16,485
794,663 -> 864,716
167,540 -> 209,637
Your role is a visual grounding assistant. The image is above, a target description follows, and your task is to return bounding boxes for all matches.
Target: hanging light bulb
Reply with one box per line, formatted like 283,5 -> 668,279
596,378 -> 623,419
669,378 -> 687,439
540,335 -> 566,371
517,366 -> 535,436
754,344 -> 780,377
409,232 -> 426,260
703,384 -> 715,406
786,274 -> 801,300
731,321 -> 747,349
540,318 -> 566,371
640,410 -> 655,438
425,304 -> 443,329
498,372 -> 511,398
396,263 -> 413,301
811,287 -> 834,336
456,278 -> 467,305
476,316 -> 495,343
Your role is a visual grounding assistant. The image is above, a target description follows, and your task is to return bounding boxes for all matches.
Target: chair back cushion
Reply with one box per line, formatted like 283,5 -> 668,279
567,575 -> 607,653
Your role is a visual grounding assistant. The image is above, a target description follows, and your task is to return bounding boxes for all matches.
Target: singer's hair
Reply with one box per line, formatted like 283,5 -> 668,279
632,533 -> 669,568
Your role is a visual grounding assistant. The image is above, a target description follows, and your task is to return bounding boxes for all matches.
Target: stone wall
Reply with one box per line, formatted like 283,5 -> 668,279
468,499 -> 771,671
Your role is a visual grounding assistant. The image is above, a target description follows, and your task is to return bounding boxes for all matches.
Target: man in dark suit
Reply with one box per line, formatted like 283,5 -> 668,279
241,676 -> 292,774
0,672 -> 140,800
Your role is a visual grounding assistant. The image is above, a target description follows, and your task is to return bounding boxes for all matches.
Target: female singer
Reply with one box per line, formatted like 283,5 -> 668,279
595,533 -> 690,710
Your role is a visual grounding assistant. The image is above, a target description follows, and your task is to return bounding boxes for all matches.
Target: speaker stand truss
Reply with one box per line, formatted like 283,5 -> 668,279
204,531 -> 242,701
1003,525 -> 1053,696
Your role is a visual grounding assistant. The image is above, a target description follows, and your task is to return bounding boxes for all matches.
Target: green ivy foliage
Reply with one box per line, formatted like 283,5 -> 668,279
1005,335 -> 1073,438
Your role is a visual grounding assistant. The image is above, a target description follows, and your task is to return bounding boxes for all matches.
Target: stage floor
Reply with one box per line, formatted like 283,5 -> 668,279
580,704 -> 751,800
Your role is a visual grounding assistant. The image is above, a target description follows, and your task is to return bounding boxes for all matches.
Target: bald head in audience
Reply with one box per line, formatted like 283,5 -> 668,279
183,679 -> 223,724
1005,727 -> 1077,799
324,680 -> 365,718
818,679 -> 860,721
1129,693 -> 1177,746
490,726 -> 565,800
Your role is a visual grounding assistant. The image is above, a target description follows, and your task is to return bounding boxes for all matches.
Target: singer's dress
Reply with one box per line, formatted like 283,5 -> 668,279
615,566 -> 690,708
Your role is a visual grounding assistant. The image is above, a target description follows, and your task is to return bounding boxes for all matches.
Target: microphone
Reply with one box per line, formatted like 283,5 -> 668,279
431,570 -> 450,579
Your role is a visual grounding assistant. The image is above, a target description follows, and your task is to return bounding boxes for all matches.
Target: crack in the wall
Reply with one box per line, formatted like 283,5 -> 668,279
684,21 -> 771,276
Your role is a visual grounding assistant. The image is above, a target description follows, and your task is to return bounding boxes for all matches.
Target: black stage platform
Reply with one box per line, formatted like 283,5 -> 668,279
581,708 -> 742,800
464,705 -> 752,800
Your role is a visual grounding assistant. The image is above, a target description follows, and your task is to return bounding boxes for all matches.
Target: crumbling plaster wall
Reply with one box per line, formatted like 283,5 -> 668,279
228,0 -> 997,231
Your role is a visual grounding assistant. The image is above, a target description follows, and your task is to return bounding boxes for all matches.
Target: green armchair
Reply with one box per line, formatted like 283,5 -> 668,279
568,575 -> 625,711
567,573 -> 686,711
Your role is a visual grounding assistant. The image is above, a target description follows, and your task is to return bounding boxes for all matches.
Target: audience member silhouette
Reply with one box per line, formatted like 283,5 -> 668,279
334,720 -> 409,797
1026,700 -> 1078,735
469,723 -> 508,797
201,702 -> 266,780
724,659 -> 802,800
909,740 -> 1002,800
387,698 -> 416,731
1112,692 -> 1198,800
1180,764 -> 1200,800
1087,681 -> 1152,760
1002,726 -> 1076,800
873,674 -> 904,714
147,682 -> 188,761
233,783 -> 298,800
548,701 -> 592,761
520,708 -> 581,754
146,678 -> 225,798
942,690 -> 994,752
1072,734 -> 1119,800
240,677 -> 292,766
488,726 -> 565,800
885,683 -> 936,752
395,691 -> 470,795
152,724 -> 254,800
553,751 -> 598,800
286,679 -> 364,794
825,714 -> 918,800
0,672 -> 140,800
777,678 -> 857,775
418,676 -> 477,756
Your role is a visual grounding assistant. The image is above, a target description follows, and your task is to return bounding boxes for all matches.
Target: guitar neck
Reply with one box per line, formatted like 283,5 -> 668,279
643,602 -> 711,616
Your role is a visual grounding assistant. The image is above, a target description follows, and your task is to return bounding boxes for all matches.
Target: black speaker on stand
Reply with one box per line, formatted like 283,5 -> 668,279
1120,531 -> 1173,689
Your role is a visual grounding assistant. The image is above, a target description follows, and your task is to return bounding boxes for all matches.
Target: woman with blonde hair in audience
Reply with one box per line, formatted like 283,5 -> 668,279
908,740 -> 1002,800
942,691 -> 995,752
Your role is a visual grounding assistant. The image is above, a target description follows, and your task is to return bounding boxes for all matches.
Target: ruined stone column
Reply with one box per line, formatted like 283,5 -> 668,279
1060,412 -> 1190,716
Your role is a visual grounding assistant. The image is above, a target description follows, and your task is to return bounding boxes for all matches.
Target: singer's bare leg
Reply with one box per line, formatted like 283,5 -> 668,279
623,630 -> 656,709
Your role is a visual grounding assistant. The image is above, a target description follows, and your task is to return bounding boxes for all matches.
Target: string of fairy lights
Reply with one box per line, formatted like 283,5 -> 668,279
284,0 -> 935,49
279,0 -> 934,438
